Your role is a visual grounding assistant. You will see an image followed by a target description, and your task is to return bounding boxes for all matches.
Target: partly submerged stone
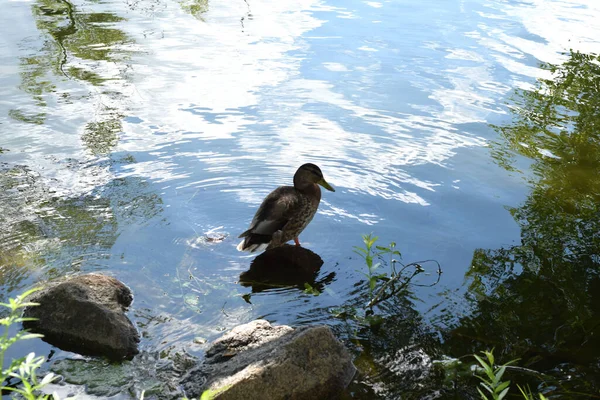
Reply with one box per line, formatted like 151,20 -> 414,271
23,273 -> 140,360
181,319 -> 356,400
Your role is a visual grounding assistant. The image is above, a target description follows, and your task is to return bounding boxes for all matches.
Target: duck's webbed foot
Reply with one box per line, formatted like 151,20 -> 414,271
294,237 -> 301,246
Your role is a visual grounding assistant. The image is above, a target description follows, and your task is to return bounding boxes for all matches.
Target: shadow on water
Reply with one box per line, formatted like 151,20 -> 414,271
239,245 -> 335,293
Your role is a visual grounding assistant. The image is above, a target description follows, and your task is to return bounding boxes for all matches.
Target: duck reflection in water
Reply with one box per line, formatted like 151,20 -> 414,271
239,245 -> 335,294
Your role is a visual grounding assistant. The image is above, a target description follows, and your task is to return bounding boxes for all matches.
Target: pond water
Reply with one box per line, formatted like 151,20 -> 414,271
1,0 -> 600,398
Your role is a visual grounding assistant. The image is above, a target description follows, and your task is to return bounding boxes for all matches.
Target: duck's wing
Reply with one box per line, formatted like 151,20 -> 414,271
239,186 -> 300,238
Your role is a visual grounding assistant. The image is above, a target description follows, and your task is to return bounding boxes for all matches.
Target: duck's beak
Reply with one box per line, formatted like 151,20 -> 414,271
318,178 -> 335,192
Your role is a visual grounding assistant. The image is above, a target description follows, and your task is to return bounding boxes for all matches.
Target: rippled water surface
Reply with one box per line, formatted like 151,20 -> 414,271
2,0 -> 600,398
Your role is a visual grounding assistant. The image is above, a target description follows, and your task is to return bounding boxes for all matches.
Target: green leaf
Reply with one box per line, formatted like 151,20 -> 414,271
479,382 -> 494,395
14,302 -> 40,308
473,354 -> 495,381
353,246 -> 368,255
16,317 -> 39,323
484,350 -> 495,366
18,287 -> 43,299
517,385 -> 530,398
473,354 -> 487,369
16,333 -> 44,341
40,372 -> 56,386
369,277 -> 377,291
494,366 -> 507,384
497,386 -> 510,400
495,380 -> 510,394
0,387 -> 26,395
477,387 -> 490,400
303,283 -> 320,296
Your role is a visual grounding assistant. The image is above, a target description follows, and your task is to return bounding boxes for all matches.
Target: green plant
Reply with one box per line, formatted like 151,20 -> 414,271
470,350 -> 553,400
353,234 -> 441,311
434,351 -> 548,400
303,283 -> 321,296
473,350 -> 515,400
332,234 -> 441,328
353,234 -> 401,297
0,288 -> 58,399
518,385 -> 548,400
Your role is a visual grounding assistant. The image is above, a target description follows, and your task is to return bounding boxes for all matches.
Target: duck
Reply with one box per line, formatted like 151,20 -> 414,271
237,163 -> 335,253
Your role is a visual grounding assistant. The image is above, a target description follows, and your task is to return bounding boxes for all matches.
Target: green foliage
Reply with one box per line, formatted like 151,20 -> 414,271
518,385 -> 548,400
472,350 -> 515,400
303,283 -> 321,296
458,350 -> 549,400
353,234 -> 401,297
333,234 -> 441,329
0,288 -> 58,399
355,234 -> 440,312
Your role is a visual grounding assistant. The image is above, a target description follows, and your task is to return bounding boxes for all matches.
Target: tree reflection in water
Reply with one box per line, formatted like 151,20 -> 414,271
336,51 -> 600,399
443,51 -> 600,398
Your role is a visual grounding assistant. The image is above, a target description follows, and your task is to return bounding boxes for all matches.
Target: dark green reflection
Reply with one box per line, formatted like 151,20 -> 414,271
445,51 -> 600,397
11,0 -> 133,155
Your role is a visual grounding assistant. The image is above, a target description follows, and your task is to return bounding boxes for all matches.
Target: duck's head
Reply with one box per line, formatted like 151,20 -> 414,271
293,163 -> 335,192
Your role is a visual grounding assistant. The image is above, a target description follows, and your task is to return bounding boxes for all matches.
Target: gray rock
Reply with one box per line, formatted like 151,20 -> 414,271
23,273 -> 140,360
181,320 -> 356,400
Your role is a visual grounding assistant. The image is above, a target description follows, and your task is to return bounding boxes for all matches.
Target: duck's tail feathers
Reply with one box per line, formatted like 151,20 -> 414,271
237,239 -> 269,253
236,234 -> 271,253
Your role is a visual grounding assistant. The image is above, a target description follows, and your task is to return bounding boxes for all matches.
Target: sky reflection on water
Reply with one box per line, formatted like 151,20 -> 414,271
1,0 -> 600,397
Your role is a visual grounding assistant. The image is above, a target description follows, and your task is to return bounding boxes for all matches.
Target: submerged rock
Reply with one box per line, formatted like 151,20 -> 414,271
23,273 -> 140,360
48,349 -> 191,399
181,319 -> 356,400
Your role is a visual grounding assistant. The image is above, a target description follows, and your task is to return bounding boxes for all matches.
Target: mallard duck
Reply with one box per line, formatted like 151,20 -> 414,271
236,163 -> 335,253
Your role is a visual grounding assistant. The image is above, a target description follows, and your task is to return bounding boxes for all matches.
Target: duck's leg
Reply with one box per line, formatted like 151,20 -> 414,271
294,237 -> 301,246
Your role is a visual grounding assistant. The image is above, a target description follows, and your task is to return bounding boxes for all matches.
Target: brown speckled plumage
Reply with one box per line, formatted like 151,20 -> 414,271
237,164 -> 335,253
